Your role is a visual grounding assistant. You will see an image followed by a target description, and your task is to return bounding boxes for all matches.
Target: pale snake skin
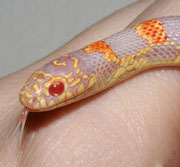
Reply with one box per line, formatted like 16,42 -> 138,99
19,16 -> 180,112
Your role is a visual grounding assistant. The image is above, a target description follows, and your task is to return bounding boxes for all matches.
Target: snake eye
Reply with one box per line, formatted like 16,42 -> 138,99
49,81 -> 65,97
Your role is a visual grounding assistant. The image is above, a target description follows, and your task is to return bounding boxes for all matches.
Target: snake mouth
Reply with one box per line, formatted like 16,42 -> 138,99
25,87 -> 88,112
26,93 -> 84,112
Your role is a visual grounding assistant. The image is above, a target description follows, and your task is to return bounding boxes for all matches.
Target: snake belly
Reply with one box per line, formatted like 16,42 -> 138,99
19,16 -> 180,111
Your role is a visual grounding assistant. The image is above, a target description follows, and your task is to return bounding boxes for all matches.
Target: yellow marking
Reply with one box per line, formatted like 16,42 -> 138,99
123,61 -> 129,68
33,73 -> 44,82
126,65 -> 134,71
61,54 -> 69,57
59,93 -> 66,102
68,77 -> 75,84
115,59 -> 120,64
126,55 -> 131,62
37,96 -> 42,101
49,100 -> 55,106
40,99 -> 47,108
129,57 -> 135,65
33,84 -> 39,91
37,78 -> 43,82
164,42 -> 170,45
66,91 -> 74,99
176,46 -> 180,50
20,97 -> 26,105
43,89 -> 50,96
26,92 -> 33,98
83,74 -> 88,80
137,47 -> 151,56
34,103 -> 40,109
76,68 -> 80,74
70,78 -> 82,87
67,72 -> 73,78
174,55 -> 180,64
77,84 -> 85,94
20,91 -> 25,95
134,60 -> 140,68
80,72 -> 84,75
71,57 -> 79,68
44,81 -> 52,88
120,57 -> 125,66
88,74 -> 96,88
24,81 -> 30,88
139,58 -> 148,66
113,67 -> 126,78
33,84 -> 41,95
52,60 -> 66,66
113,56 -> 117,62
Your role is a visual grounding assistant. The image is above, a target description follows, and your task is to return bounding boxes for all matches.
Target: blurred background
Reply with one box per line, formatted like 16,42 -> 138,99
0,0 -> 137,77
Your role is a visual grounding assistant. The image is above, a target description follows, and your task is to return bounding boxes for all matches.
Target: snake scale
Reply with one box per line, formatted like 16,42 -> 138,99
17,16 -> 180,139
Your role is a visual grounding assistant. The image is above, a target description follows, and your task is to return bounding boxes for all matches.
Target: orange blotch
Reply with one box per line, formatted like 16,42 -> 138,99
83,41 -> 119,64
134,19 -> 169,45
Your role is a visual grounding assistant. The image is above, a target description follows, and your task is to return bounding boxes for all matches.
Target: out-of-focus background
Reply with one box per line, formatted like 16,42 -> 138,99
0,0 -> 137,77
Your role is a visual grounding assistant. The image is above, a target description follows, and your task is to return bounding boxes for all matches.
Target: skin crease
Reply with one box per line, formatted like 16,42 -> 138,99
1,0 -> 180,166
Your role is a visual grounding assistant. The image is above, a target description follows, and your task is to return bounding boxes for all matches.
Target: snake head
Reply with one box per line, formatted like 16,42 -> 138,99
19,54 -> 97,111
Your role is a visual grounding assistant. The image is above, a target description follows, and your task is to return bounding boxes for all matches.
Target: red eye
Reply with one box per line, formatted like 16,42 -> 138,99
49,81 -> 65,96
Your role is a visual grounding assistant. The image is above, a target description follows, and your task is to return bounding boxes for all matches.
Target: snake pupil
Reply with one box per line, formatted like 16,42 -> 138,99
49,81 -> 64,96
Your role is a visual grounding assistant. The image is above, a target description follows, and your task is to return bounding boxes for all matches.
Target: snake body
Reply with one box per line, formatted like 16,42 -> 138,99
19,16 -> 180,112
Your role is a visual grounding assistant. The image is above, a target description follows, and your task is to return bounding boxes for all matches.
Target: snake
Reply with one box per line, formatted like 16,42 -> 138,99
17,16 -> 180,141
